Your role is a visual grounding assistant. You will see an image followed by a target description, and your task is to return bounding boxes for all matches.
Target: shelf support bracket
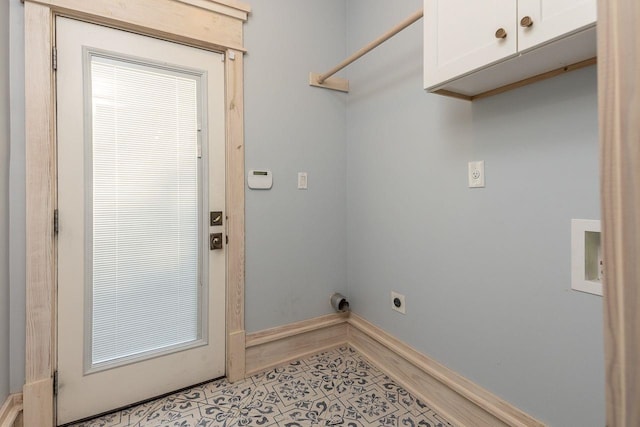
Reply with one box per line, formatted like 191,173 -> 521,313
309,8 -> 423,93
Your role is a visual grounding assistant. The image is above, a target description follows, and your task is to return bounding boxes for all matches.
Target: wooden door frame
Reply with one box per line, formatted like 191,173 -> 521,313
23,1 -> 249,425
597,0 -> 640,425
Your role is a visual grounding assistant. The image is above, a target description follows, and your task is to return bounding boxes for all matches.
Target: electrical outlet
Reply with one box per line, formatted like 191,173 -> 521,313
468,161 -> 485,188
390,291 -> 406,314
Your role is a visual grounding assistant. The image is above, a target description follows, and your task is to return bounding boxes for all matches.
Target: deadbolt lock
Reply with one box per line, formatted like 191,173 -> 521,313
210,233 -> 223,250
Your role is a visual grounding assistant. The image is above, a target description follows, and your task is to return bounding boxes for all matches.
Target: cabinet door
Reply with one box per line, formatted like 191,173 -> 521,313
518,0 -> 596,52
424,0 -> 517,90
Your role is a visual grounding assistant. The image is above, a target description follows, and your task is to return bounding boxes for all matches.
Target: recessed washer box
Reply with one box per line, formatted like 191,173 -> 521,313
571,219 -> 602,296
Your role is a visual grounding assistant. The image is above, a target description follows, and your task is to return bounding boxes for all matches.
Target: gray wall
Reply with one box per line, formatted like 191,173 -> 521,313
345,1 -> 604,426
1,0 -> 12,404
243,0 -> 347,332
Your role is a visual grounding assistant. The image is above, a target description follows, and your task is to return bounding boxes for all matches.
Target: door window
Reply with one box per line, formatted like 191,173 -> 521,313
88,55 -> 205,369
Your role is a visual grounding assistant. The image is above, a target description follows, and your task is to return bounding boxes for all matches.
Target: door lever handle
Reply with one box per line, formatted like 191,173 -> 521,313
210,211 -> 223,226
210,233 -> 223,250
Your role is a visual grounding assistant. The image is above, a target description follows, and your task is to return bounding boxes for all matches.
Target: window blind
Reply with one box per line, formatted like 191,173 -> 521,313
90,56 -> 201,365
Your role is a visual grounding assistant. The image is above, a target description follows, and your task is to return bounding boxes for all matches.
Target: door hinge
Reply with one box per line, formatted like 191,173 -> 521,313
53,209 -> 59,234
52,46 -> 57,71
225,235 -> 229,245
53,370 -> 58,395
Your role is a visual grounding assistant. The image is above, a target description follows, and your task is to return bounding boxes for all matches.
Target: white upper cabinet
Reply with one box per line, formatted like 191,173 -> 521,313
424,0 -> 597,97
424,0 -> 517,89
518,0 -> 597,51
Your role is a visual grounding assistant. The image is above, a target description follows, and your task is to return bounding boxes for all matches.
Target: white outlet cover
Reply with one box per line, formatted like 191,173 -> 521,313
390,291 -> 406,314
468,160 -> 485,188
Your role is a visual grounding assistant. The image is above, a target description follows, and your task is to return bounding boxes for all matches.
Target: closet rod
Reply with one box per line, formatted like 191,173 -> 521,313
309,8 -> 424,93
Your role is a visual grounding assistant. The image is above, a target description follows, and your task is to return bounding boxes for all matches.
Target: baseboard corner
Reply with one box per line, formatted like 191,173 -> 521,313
245,312 -> 350,376
242,311 -> 544,427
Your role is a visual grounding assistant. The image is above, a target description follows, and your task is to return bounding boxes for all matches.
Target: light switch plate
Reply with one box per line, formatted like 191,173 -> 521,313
297,172 -> 308,190
468,161 -> 485,188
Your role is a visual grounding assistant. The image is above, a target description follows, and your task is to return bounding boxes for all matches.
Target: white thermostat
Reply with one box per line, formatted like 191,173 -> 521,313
248,170 -> 273,189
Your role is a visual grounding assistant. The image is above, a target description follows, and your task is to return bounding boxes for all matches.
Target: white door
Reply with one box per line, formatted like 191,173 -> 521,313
56,18 -> 226,424
423,0 -> 517,90
518,0 -> 597,51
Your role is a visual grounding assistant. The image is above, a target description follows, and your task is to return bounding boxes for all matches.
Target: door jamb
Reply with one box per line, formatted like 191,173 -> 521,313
23,1 -> 249,425
597,0 -> 640,424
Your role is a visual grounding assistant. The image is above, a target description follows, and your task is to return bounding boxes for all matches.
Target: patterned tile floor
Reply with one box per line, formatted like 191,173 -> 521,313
71,346 -> 455,427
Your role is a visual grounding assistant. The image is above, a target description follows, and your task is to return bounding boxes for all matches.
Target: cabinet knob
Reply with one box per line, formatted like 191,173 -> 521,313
520,16 -> 534,27
495,28 -> 507,39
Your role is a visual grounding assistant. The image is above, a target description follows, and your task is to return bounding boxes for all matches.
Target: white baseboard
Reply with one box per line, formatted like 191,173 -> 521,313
245,312 -> 545,427
0,393 -> 23,427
